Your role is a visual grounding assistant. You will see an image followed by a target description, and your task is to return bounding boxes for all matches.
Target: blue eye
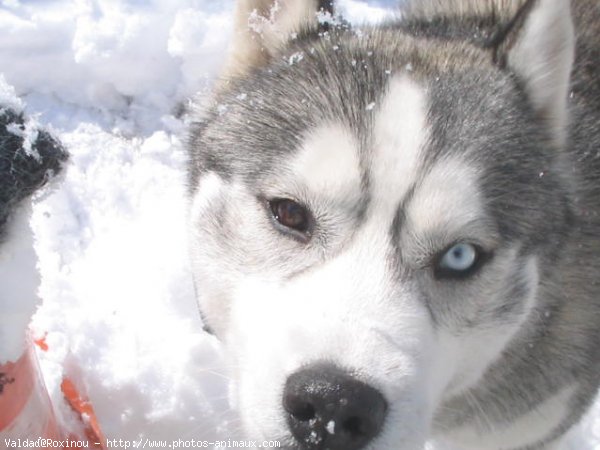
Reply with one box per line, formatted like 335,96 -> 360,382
436,243 -> 483,279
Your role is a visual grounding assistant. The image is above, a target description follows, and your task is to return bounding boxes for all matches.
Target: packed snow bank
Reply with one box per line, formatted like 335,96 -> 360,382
0,0 -> 599,448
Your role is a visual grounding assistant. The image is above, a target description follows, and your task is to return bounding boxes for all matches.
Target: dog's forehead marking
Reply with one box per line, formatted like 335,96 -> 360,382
370,75 -> 428,222
407,158 -> 484,237
290,123 -> 361,197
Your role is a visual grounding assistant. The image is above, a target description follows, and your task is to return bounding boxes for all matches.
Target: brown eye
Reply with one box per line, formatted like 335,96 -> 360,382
269,198 -> 313,239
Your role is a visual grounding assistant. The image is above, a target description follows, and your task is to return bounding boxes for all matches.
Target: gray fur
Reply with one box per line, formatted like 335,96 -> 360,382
187,1 -> 600,448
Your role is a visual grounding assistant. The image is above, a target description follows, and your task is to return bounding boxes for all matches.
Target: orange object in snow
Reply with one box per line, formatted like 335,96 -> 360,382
0,343 -> 61,447
61,378 -> 105,449
34,335 -> 106,449
0,336 -> 106,450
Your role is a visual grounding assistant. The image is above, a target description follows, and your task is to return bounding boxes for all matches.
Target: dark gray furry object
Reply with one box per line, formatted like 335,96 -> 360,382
0,107 -> 68,244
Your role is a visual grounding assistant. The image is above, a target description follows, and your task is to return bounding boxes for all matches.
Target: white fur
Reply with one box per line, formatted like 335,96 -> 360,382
289,123 -> 362,198
442,384 -> 576,450
405,158 -> 489,245
221,76 -> 437,446
229,224 -> 435,447
189,172 -> 226,221
370,75 -> 428,219
189,172 -> 239,337
452,255 -> 539,394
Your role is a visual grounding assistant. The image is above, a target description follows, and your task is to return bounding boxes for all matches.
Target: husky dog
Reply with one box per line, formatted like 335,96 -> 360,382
187,0 -> 600,448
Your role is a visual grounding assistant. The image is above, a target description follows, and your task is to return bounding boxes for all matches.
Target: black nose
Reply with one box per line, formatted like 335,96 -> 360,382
283,363 -> 387,450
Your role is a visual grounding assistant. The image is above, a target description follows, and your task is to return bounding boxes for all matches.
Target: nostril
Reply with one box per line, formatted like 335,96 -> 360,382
342,416 -> 369,437
284,394 -> 316,422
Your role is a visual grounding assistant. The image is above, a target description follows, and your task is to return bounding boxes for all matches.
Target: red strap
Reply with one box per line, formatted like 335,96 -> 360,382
0,351 -> 35,431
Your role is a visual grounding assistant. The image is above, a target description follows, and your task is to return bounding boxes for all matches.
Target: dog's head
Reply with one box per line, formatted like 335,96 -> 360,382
187,0 -> 575,448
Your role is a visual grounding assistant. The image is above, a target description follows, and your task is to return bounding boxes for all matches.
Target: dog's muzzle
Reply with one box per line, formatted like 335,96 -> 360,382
283,362 -> 387,450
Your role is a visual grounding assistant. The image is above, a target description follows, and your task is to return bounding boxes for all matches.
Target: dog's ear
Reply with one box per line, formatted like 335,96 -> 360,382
492,0 -> 574,145
220,0 -> 333,84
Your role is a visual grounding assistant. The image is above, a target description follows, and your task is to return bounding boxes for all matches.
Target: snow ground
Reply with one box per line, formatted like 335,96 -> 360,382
0,0 -> 599,448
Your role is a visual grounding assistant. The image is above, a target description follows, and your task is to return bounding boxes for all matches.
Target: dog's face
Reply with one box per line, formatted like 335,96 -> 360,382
187,1 -> 574,448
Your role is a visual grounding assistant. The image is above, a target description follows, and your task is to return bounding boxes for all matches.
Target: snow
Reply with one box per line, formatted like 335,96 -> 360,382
0,75 -> 23,113
326,420 -> 336,435
0,0 -> 599,448
0,202 -> 39,363
29,124 -> 237,441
